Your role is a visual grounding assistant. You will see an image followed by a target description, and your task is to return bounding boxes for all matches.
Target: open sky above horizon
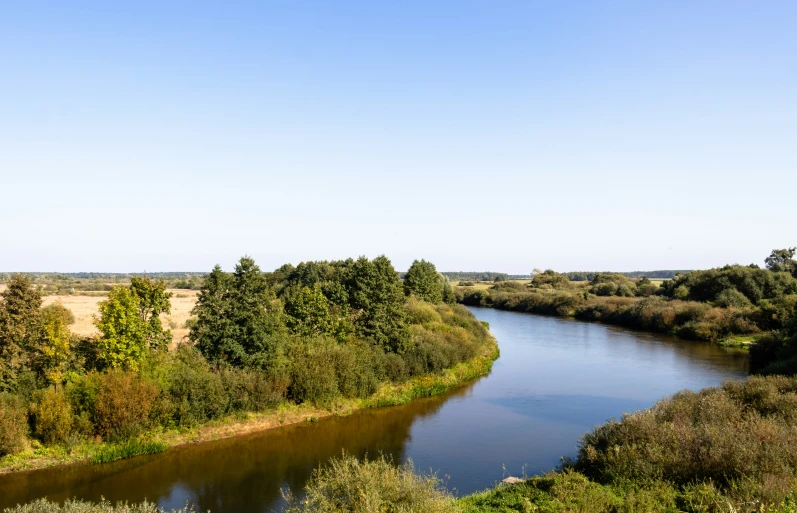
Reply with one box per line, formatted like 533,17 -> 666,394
1,1 -> 795,274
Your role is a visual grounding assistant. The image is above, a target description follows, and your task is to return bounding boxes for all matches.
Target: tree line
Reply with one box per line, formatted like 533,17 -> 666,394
457,248 -> 797,374
0,255 -> 491,461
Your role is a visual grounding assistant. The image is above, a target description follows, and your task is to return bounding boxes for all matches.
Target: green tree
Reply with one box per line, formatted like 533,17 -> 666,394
347,256 -> 409,352
190,257 -> 284,368
95,286 -> 148,371
404,260 -> 444,303
284,285 -> 352,340
129,277 -> 172,350
0,274 -> 43,392
765,247 -> 797,277
189,265 -> 234,364
36,302 -> 74,387
441,280 -> 456,305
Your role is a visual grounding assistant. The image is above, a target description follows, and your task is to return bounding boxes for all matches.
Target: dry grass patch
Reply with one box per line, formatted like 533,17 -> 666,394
41,290 -> 198,345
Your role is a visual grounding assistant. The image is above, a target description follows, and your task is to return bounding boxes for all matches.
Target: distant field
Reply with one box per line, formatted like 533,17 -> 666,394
41,289 -> 198,346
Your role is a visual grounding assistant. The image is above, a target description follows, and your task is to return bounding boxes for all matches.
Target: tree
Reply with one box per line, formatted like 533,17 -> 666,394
403,260 -> 443,303
129,277 -> 172,350
765,247 -> 797,277
0,274 -> 43,392
190,257 -> 284,368
190,265 -> 234,364
442,281 -> 457,305
36,303 -> 73,387
347,256 -> 409,352
95,286 -> 148,371
284,285 -> 352,340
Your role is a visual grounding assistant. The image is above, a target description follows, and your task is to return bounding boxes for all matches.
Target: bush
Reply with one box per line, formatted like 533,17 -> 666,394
221,366 -> 285,413
383,352 -> 408,383
405,298 -> 444,325
31,387 -> 74,445
0,392 -> 28,456
714,288 -> 753,308
574,375 -> 797,509
333,342 -> 381,399
288,338 -> 340,405
284,453 -> 458,513
166,350 -> 227,426
94,370 -> 159,441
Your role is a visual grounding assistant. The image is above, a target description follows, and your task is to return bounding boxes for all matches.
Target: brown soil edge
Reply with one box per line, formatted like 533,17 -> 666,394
0,334 -> 499,476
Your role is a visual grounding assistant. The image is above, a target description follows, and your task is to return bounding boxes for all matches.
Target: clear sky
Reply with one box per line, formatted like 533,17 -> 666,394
1,1 -> 795,274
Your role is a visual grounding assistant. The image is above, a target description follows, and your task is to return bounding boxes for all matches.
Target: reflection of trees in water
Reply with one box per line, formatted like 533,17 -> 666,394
0,385 -> 471,513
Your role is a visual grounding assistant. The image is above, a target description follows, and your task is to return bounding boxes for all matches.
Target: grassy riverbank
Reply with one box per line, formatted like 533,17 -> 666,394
0,326 -> 498,474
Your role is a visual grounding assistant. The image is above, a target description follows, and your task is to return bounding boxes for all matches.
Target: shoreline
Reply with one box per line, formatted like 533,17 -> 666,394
0,334 -> 499,476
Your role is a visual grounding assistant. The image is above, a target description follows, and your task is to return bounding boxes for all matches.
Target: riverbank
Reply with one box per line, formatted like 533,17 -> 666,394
456,285 -> 766,345
0,333 -> 499,475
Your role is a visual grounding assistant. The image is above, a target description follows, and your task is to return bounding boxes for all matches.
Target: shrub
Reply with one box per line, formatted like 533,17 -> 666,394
0,392 -> 28,456
574,375 -> 797,509
383,352 -> 408,383
31,387 -> 74,445
288,338 -> 340,405
167,351 -> 227,426
405,298 -> 443,325
714,288 -> 753,308
284,453 -> 458,513
221,366 -> 285,413
94,370 -> 159,441
333,342 -> 381,399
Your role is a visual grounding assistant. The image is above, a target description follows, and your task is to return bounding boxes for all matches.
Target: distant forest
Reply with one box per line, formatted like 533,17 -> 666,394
1,270 -> 689,285
561,270 -> 692,281
440,270 -> 691,282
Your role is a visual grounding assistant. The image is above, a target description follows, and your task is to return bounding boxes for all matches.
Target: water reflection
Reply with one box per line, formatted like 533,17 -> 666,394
0,387 -> 467,512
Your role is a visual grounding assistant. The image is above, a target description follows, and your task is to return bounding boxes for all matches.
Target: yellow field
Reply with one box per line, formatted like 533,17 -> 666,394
42,290 -> 198,346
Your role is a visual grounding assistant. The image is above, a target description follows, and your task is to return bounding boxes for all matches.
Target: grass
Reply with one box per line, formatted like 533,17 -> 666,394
91,439 -> 168,464
718,334 -> 759,349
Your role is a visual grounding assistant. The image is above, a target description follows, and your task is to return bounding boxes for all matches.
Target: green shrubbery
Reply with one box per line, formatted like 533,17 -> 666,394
0,256 -> 492,466
4,499 -> 194,513
0,392 -> 28,456
284,453 -> 459,513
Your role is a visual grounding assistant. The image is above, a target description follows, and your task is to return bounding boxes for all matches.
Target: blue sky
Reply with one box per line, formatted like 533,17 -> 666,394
1,1 -> 795,273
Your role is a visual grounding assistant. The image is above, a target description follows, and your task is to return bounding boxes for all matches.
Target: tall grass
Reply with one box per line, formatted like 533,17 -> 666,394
91,439 -> 168,464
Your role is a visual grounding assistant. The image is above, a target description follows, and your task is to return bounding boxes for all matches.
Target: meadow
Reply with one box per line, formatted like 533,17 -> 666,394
39,290 -> 198,346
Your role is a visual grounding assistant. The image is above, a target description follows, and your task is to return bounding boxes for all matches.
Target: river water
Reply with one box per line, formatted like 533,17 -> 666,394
0,308 -> 749,511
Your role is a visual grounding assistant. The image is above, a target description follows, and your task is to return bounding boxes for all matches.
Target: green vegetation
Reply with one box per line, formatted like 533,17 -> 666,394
90,439 -> 168,464
561,270 -> 691,281
3,499 -> 194,513
0,273 -> 208,296
273,375 -> 797,512
284,453 -> 458,513
0,255 -> 493,470
457,249 -> 797,374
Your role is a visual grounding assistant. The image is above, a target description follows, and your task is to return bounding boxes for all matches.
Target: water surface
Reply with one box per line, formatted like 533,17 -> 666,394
0,308 -> 748,511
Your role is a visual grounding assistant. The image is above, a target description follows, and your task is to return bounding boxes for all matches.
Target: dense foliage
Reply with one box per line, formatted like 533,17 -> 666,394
0,256 -> 491,463
284,453 -> 458,513
457,249 -> 797,366
562,270 -> 690,281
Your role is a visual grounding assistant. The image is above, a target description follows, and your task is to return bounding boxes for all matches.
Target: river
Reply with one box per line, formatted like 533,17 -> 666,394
0,307 -> 749,511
